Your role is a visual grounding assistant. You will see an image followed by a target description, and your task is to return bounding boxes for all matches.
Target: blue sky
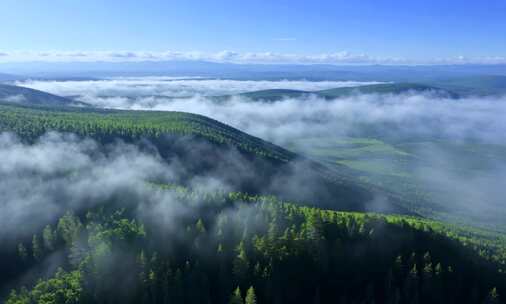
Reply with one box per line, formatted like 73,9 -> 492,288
1,0 -> 505,64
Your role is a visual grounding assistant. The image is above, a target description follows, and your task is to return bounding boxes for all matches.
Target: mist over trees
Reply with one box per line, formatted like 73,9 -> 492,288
4,187 -> 506,303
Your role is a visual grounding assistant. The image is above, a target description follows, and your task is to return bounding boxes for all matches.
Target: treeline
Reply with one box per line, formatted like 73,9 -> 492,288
4,189 -> 505,303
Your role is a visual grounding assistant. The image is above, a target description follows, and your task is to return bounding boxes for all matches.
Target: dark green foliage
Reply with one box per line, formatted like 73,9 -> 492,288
245,286 -> 257,304
6,269 -> 82,304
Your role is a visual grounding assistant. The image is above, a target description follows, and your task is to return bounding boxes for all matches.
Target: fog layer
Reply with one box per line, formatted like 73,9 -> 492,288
11,78 -> 506,229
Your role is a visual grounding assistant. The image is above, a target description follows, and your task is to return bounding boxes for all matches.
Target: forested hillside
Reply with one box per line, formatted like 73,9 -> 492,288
0,102 -> 505,303
3,187 -> 505,303
0,102 -> 409,214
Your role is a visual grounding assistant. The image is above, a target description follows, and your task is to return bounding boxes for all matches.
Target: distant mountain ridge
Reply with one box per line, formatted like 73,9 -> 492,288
2,61 -> 506,80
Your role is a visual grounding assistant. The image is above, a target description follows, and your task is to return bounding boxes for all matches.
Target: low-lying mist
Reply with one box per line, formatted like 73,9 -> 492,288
12,78 -> 506,229
15,78 -> 506,144
16,77 -> 382,98
0,130 -> 373,245
0,132 -> 220,243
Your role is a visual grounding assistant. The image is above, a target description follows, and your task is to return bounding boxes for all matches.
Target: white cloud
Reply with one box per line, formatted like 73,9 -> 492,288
1,50 -> 505,64
16,78 -> 381,97
2,94 -> 27,103
16,78 -> 506,144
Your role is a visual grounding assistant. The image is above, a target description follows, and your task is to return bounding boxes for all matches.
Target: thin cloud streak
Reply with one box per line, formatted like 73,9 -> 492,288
272,38 -> 297,41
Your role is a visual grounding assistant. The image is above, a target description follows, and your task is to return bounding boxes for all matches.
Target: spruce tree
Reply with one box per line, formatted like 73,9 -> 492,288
245,286 -> 257,304
42,224 -> 55,251
233,241 -> 249,285
17,243 -> 28,261
230,287 -> 244,304
32,234 -> 42,260
483,287 -> 501,304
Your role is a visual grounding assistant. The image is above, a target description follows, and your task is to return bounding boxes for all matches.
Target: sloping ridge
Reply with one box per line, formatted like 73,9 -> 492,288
317,83 -> 459,98
0,102 -> 412,215
0,84 -> 89,107
239,89 -> 310,101
218,83 -> 459,102
426,75 -> 506,96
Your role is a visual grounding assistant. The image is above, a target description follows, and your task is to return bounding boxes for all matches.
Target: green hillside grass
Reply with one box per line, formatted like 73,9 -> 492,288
288,136 -> 506,231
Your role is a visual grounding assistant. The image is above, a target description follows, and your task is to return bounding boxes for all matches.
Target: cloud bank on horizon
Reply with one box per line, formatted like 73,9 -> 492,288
16,77 -> 506,145
16,78 -> 382,98
2,50 -> 506,65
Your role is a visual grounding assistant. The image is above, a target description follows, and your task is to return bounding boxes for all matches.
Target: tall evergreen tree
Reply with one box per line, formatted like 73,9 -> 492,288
42,224 -> 56,251
230,287 -> 244,304
17,243 -> 28,262
483,287 -> 501,304
233,241 -> 249,285
245,286 -> 257,304
32,234 -> 42,261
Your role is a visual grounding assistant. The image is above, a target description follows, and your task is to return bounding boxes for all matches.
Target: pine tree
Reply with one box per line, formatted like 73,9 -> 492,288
404,264 -> 419,303
233,241 -> 249,285
307,212 -> 323,240
230,287 -> 244,304
434,263 -> 442,276
42,224 -> 55,251
196,218 -> 206,233
194,218 -> 207,250
245,286 -> 257,304
17,243 -> 28,261
483,287 -> 501,304
394,255 -> 403,273
421,253 -> 434,302
57,212 -> 82,244
32,234 -> 42,260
